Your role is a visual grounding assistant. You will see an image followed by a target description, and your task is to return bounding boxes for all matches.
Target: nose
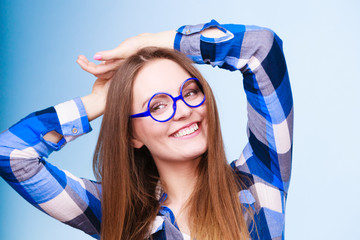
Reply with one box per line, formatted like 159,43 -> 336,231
172,99 -> 192,121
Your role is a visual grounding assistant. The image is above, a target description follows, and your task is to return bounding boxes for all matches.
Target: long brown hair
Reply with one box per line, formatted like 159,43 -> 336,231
93,47 -> 250,239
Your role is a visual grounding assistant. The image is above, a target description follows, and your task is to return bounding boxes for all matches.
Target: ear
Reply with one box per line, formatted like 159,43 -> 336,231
131,137 -> 144,149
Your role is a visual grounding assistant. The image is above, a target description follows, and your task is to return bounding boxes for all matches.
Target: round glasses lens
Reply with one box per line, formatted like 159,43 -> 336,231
149,94 -> 173,121
182,79 -> 205,107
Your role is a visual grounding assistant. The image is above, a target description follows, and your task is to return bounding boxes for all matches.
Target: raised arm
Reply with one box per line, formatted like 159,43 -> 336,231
174,20 -> 293,240
0,76 -> 111,238
174,20 -> 293,193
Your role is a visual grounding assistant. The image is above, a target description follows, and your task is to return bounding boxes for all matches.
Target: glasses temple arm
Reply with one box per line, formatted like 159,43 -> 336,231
130,111 -> 151,118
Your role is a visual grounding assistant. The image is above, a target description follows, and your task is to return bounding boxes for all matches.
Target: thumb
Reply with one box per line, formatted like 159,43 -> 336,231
93,48 -> 123,61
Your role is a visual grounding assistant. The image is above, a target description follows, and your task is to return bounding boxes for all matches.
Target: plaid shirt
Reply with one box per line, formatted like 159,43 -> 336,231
0,20 -> 293,240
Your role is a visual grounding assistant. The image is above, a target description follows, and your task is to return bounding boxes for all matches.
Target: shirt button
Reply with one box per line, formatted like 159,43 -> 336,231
186,29 -> 191,34
72,128 -> 78,134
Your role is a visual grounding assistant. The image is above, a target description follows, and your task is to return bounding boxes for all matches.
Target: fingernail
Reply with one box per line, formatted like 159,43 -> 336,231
93,54 -> 102,60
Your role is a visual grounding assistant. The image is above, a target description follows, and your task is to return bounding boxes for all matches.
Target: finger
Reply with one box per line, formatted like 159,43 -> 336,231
93,48 -> 124,61
93,60 -> 122,74
78,58 -> 122,75
76,58 -> 88,71
99,59 -> 116,64
77,55 -> 92,68
76,58 -> 96,73
77,59 -> 102,77
95,70 -> 116,80
78,55 -> 90,63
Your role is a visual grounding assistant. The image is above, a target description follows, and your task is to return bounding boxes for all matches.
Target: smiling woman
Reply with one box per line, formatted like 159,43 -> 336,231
130,59 -> 208,161
0,20 -> 293,240
92,47 -> 248,239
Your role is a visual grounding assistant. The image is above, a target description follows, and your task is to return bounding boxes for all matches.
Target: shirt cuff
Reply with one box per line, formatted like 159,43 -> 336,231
53,97 -> 92,147
174,19 -> 234,64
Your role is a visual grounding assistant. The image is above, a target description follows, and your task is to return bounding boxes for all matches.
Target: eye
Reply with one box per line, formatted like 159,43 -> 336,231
150,101 -> 168,113
183,89 -> 200,99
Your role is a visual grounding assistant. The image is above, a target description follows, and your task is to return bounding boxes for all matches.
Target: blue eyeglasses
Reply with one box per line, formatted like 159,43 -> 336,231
130,77 -> 206,122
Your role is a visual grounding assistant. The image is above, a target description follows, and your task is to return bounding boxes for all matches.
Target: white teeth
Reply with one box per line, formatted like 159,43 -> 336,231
173,123 -> 199,138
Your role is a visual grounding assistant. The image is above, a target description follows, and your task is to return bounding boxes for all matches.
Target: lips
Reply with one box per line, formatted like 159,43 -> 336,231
171,122 -> 199,138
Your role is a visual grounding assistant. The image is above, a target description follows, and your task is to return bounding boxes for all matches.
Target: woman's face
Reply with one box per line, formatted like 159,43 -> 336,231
131,59 -> 208,165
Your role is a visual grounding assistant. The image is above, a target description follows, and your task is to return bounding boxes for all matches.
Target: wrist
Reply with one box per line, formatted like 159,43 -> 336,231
152,30 -> 177,49
81,93 -> 106,121
140,31 -> 176,50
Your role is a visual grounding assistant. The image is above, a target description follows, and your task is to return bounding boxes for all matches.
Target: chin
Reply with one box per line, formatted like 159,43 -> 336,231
179,143 -> 207,161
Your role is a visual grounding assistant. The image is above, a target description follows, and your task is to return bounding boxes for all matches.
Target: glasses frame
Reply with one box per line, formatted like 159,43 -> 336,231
130,77 -> 206,122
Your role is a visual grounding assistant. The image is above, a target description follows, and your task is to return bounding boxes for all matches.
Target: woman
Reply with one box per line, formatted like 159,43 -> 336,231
0,20 -> 293,239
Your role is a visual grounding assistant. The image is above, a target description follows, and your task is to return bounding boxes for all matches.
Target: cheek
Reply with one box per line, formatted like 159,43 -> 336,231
199,106 -> 208,125
132,119 -> 169,146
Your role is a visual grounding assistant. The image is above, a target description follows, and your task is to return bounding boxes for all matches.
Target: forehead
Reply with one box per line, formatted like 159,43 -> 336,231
132,59 -> 191,104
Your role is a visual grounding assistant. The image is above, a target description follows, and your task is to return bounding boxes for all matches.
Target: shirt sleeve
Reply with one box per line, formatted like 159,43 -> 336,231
0,97 -> 101,239
174,20 -> 293,193
174,20 -> 293,240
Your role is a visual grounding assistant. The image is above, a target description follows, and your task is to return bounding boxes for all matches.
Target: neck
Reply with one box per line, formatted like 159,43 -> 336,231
156,157 -> 200,207
155,157 -> 201,236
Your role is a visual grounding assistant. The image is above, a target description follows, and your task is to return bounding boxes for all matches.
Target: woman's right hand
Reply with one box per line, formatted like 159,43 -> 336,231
77,54 -> 125,121
76,54 -> 122,81
80,77 -> 112,122
77,31 -> 176,121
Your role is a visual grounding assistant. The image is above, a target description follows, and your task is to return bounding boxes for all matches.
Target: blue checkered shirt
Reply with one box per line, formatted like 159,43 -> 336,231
0,20 -> 293,239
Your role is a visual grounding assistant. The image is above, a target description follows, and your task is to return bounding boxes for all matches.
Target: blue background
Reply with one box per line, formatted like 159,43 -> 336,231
1,0 -> 359,239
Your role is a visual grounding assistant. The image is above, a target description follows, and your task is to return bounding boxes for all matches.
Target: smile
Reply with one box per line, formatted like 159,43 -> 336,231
172,123 -> 199,138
